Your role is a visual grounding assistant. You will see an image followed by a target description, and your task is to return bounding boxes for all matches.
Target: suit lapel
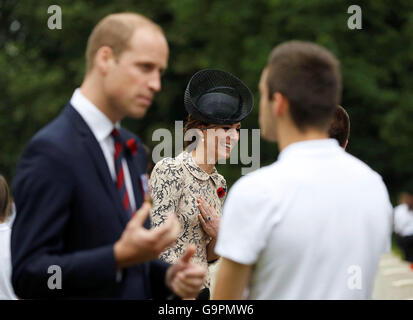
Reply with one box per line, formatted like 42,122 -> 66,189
64,104 -> 129,227
122,131 -> 150,229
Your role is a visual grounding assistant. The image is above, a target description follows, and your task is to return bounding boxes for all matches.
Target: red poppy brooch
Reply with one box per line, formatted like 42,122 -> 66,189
217,187 -> 226,198
126,138 -> 139,156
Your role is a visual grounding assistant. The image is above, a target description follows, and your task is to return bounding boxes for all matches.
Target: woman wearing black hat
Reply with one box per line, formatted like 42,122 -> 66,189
150,69 -> 253,299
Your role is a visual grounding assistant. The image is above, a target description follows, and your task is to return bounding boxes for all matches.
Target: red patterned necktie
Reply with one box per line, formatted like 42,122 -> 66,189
111,128 -> 132,218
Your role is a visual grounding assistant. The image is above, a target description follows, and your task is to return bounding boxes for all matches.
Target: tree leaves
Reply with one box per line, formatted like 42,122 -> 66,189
0,0 -> 412,201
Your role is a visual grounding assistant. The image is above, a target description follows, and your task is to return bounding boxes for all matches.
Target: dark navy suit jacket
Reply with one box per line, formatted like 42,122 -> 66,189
11,103 -> 171,299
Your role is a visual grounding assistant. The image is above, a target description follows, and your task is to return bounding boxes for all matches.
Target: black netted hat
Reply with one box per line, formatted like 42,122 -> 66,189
184,69 -> 254,124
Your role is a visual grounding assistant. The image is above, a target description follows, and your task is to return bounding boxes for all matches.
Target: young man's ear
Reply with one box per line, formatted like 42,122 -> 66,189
343,139 -> 348,150
272,92 -> 288,117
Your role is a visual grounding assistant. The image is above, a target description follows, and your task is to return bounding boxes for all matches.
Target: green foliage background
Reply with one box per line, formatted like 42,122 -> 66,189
1,0 -> 412,203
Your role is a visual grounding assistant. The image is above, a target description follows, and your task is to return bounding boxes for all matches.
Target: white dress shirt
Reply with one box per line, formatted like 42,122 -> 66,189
70,88 -> 136,212
216,139 -> 393,299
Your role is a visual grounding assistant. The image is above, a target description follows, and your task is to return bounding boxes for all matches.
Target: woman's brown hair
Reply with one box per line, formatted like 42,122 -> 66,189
183,115 -> 208,149
0,175 -> 12,222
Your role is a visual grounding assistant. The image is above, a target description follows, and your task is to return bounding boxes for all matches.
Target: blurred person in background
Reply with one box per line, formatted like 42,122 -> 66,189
394,189 -> 413,262
0,175 -> 17,300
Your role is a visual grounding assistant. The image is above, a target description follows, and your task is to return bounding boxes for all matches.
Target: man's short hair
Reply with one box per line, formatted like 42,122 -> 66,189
85,13 -> 163,73
266,41 -> 342,131
328,105 -> 350,147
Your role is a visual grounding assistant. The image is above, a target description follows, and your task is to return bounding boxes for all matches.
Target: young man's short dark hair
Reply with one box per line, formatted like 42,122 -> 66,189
328,105 -> 350,148
266,41 -> 342,131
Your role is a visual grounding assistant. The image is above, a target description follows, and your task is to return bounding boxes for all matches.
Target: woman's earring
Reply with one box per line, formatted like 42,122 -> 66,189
201,138 -> 205,142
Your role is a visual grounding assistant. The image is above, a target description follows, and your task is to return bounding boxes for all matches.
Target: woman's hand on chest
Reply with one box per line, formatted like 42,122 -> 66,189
196,197 -> 220,239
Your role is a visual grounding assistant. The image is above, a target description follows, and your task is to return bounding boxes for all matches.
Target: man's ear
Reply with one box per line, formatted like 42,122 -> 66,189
94,46 -> 115,75
343,139 -> 348,150
272,92 -> 288,117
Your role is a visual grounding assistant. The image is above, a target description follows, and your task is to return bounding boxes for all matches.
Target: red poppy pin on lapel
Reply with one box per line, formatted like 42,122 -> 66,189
217,187 -> 226,198
126,138 -> 139,156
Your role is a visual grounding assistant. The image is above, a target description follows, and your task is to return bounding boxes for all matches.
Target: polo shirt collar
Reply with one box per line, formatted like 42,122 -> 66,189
70,88 -> 120,142
278,138 -> 340,161
180,151 -> 221,185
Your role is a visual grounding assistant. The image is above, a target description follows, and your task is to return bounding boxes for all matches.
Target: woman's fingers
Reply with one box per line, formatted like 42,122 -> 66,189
197,199 -> 209,219
200,197 -> 215,215
198,214 -> 208,230
197,198 -> 219,225
198,214 -> 213,237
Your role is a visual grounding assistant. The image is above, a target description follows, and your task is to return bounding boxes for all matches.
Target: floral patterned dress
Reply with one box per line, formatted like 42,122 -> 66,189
150,151 -> 226,288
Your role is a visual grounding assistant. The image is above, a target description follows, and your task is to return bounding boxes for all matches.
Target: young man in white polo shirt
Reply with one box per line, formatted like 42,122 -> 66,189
213,41 -> 393,300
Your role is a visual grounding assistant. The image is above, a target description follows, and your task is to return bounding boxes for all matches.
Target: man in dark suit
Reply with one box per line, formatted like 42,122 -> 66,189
11,12 -> 205,299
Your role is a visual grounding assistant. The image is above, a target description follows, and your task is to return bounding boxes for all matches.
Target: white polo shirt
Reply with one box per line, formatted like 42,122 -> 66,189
215,139 -> 393,300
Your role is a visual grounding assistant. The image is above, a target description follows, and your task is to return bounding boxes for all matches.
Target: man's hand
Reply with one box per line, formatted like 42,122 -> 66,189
114,202 -> 180,269
166,245 -> 206,299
